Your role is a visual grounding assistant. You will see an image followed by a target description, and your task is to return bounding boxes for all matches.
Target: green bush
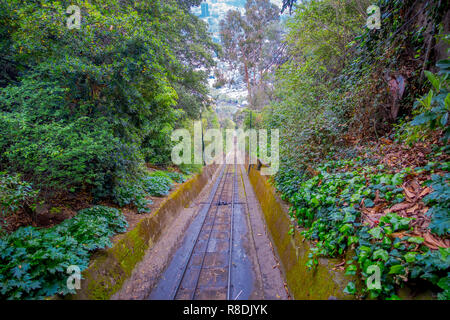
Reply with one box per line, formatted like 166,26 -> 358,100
149,171 -> 173,180
150,170 -> 188,183
0,0 -> 216,200
0,206 -> 127,300
0,172 -> 37,220
0,94 -> 123,191
276,158 -> 450,299
112,182 -> 152,214
142,175 -> 173,197
166,171 -> 188,183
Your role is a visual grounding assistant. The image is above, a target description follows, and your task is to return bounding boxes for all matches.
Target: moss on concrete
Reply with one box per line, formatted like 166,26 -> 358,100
248,165 -> 357,300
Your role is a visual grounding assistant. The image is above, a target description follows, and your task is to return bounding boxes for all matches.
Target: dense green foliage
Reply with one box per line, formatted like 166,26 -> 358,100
142,176 -> 172,197
263,0 -> 448,173
166,171 -> 188,184
398,61 -> 450,144
0,172 -> 37,226
0,0 -> 214,300
272,68 -> 449,299
425,174 -> 450,237
264,0 -> 449,300
112,170 -> 187,212
0,206 -> 127,300
276,154 -> 449,299
112,180 -> 152,214
219,0 -> 282,110
0,0 -> 448,301
0,0 -> 216,198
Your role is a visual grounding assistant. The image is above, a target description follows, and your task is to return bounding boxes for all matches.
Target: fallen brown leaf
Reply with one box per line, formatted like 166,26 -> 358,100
418,187 -> 431,198
406,204 -> 420,214
389,202 -> 414,212
403,183 -> 416,201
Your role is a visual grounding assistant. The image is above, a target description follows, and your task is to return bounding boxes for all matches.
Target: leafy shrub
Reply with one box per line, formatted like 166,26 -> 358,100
166,171 -> 188,184
0,0 -> 216,201
0,98 -> 123,192
142,175 -> 173,197
423,174 -> 450,236
112,170 -> 182,212
178,164 -> 202,176
0,172 -> 37,219
112,182 -> 152,214
0,206 -> 127,300
149,171 -> 173,180
397,62 -> 450,144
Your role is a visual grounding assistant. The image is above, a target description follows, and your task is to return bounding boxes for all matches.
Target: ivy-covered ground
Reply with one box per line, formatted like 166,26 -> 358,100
0,206 -> 127,299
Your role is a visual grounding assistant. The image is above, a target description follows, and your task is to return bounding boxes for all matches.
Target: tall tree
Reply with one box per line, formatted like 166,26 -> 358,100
166,2 -> 220,120
219,10 -> 247,89
0,0 -> 217,195
219,0 -> 281,109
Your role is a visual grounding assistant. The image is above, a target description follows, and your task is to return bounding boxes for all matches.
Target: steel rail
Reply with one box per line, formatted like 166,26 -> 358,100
227,151 -> 237,300
188,164 -> 231,300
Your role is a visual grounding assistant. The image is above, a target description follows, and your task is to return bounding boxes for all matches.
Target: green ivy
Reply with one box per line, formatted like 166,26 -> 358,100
0,206 -> 127,300
166,171 -> 188,184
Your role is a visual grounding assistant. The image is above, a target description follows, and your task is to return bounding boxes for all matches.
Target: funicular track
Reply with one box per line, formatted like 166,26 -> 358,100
148,157 -> 239,300
146,138 -> 289,301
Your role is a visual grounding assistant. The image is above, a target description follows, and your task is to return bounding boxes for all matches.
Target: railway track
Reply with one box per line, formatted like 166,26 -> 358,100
147,149 -> 288,300
171,162 -> 237,300
149,159 -> 242,300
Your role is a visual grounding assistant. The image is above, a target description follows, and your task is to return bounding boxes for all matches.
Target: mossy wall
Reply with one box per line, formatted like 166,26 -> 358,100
70,165 -> 218,300
248,165 -> 357,300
